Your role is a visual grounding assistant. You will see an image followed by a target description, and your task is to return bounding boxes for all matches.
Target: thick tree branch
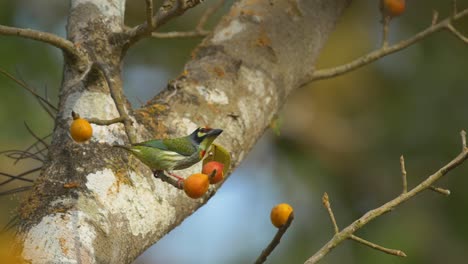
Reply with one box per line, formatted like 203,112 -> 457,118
13,0 -> 350,263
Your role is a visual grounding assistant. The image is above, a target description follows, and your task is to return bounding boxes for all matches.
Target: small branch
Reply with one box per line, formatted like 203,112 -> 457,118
432,10 -> 439,26
197,0 -> 225,31
462,130 -> 467,150
14,133 -> 51,165
304,131 -> 468,264
94,63 -> 137,143
400,155 -> 407,193
0,172 -> 34,184
125,0 -> 205,46
0,186 -> 32,197
146,0 -> 155,30
0,25 -> 83,60
429,186 -> 451,196
350,235 -> 407,257
24,122 -> 49,149
88,117 -> 125,126
151,30 -> 209,39
308,8 -> 468,82
381,16 -> 390,48
0,167 -> 41,186
254,213 -> 294,264
0,68 -> 58,112
322,192 -> 339,234
446,24 -> 468,44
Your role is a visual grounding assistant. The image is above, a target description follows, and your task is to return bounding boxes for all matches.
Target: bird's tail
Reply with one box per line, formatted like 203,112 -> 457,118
112,144 -> 131,151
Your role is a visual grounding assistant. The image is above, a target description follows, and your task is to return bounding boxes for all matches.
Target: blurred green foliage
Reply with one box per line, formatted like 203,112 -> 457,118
1,1 -> 468,263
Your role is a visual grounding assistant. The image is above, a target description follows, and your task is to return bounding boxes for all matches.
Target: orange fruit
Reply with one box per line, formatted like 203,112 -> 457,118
202,161 -> 225,184
183,173 -> 209,199
270,203 -> 293,228
70,113 -> 93,142
382,0 -> 405,17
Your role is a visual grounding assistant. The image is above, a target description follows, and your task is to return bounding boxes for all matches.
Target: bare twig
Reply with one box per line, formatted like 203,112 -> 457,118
14,133 -> 51,165
125,0 -> 205,46
24,122 -> 49,149
308,7 -> 468,82
151,30 -> 209,38
446,24 -> 468,44
2,150 -> 44,163
0,172 -> 34,184
0,68 -> 58,112
400,155 -> 407,193
254,213 -> 294,264
350,235 -> 407,257
432,10 -> 439,26
0,167 -> 41,186
197,0 -> 225,31
0,186 -> 32,196
146,0 -> 155,30
94,63 -> 136,143
382,16 -> 390,48
322,192 -> 339,234
0,25 -> 83,60
88,117 -> 126,126
304,131 -> 468,264
429,186 -> 451,196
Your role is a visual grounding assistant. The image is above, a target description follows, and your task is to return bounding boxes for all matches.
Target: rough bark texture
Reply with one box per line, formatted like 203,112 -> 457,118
14,0 -> 350,263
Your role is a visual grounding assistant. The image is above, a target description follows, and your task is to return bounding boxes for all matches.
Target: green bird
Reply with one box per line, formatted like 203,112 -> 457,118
113,127 -> 223,177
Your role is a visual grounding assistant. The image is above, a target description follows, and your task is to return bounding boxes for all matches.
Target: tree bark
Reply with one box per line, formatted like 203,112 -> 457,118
14,0 -> 350,263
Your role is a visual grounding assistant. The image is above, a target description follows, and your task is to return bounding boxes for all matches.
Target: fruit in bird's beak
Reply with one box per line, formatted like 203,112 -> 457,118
183,173 -> 209,199
270,203 -> 294,228
70,112 -> 93,142
203,161 -> 225,184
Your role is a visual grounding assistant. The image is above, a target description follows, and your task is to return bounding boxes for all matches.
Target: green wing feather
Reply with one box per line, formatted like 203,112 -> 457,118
134,137 -> 196,156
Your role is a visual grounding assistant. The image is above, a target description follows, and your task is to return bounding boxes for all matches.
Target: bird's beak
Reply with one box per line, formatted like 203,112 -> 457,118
209,129 -> 223,137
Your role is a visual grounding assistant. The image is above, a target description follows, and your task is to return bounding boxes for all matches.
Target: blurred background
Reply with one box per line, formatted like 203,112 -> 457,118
1,0 -> 468,263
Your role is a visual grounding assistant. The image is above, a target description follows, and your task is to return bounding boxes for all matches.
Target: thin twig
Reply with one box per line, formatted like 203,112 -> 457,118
308,8 -> 468,82
322,192 -> 339,234
146,0 -> 155,30
1,215 -> 19,234
0,172 -> 34,183
254,213 -> 294,264
94,63 -> 136,143
0,186 -> 32,196
88,116 -> 126,126
0,167 -> 42,186
197,0 -> 226,31
151,30 -> 209,38
0,25 -> 83,59
24,122 -> 49,149
14,133 -> 51,165
429,186 -> 451,196
125,0 -> 205,46
382,16 -> 390,48
446,24 -> 468,44
3,150 -> 44,163
400,155 -> 407,193
0,68 -> 58,111
350,235 -> 407,257
305,131 -> 468,264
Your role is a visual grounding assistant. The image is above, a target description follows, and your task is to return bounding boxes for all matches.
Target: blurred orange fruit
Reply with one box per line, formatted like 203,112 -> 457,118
270,203 -> 293,228
70,114 -> 93,142
183,173 -> 209,199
